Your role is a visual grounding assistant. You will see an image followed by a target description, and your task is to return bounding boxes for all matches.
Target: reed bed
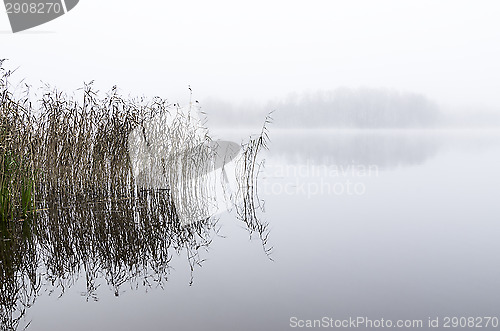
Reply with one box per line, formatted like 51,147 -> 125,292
0,62 -> 272,330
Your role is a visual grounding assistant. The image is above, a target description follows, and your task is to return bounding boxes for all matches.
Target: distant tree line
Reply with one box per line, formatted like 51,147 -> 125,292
270,88 -> 441,128
203,88 -> 441,128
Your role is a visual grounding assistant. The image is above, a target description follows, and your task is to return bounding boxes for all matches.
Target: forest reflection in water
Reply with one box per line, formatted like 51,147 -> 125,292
265,129 -> 500,169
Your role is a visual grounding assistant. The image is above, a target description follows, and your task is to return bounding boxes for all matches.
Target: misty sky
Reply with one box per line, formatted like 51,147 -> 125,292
1,0 -> 499,111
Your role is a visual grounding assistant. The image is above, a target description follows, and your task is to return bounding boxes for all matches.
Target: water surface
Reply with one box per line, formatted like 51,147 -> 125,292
5,129 -> 500,331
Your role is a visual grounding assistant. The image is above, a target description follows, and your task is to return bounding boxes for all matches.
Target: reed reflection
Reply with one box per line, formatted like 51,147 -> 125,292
0,73 -> 271,330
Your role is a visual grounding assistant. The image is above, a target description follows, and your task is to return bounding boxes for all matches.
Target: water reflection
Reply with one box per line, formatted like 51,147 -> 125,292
1,158 -> 268,330
0,220 -> 38,331
268,130 -> 500,170
1,190 -> 208,330
1,123 -> 270,331
269,130 -> 441,168
37,189 -> 212,297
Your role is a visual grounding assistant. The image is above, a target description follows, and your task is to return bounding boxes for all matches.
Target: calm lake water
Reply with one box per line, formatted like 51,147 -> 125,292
10,129 -> 500,330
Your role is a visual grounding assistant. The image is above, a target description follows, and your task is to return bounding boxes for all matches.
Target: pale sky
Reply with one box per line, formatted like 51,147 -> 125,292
1,0 -> 500,111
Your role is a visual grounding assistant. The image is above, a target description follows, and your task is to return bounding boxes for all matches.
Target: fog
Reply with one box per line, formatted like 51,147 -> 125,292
1,1 -> 500,115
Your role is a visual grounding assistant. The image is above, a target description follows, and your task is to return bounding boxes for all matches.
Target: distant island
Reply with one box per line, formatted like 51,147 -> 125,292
271,88 -> 441,128
203,88 -> 442,129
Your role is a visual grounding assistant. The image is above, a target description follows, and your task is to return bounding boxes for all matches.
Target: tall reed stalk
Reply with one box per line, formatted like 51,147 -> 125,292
0,61 -> 272,330
0,65 -> 35,224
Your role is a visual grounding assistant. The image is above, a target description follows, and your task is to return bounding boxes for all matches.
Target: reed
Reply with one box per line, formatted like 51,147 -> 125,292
0,66 -> 36,224
0,61 -> 272,330
236,111 -> 273,257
